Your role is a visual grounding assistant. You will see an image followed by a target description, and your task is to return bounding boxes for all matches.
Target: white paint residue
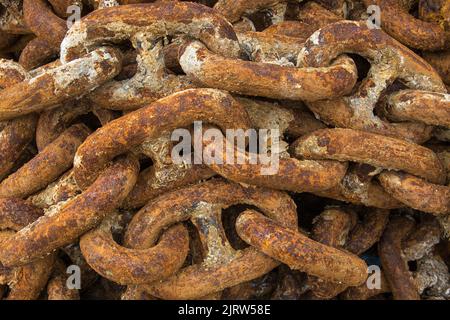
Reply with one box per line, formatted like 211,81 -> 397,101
179,42 -> 205,74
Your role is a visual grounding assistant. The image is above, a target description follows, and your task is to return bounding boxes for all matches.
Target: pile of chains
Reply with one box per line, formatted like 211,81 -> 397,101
0,0 -> 449,300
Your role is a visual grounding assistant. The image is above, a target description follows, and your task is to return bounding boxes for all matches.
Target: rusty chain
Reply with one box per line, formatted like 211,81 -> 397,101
0,0 -> 448,300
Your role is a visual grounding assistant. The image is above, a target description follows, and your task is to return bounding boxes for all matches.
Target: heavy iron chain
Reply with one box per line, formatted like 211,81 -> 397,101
0,0 -> 448,300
